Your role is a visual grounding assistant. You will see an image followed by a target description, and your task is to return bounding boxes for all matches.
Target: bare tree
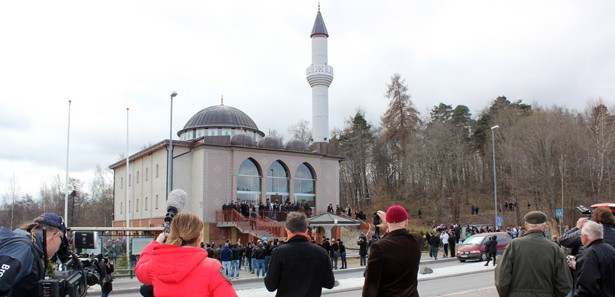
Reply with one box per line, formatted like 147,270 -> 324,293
267,129 -> 285,144
90,165 -> 114,226
3,173 -> 21,229
288,119 -> 313,143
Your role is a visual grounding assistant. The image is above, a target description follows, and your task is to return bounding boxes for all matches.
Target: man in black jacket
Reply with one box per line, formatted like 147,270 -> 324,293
484,235 -> 498,266
573,220 -> 615,296
264,212 -> 335,297
362,205 -> 423,297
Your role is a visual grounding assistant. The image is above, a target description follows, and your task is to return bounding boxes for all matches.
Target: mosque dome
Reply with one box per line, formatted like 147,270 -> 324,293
230,133 -> 256,147
178,103 -> 265,140
285,139 -> 309,152
257,136 -> 284,150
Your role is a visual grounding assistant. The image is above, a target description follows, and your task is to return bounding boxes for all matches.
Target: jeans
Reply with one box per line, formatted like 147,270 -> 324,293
331,251 -> 339,269
430,246 -> 439,260
247,257 -> 253,271
360,254 -> 366,266
485,252 -> 497,265
443,244 -> 449,257
264,256 -> 271,274
231,259 -> 240,277
340,252 -> 347,269
254,259 -> 265,277
222,261 -> 232,278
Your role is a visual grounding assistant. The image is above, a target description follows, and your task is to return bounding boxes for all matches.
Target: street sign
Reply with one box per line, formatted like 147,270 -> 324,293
556,209 -> 564,218
497,216 -> 503,226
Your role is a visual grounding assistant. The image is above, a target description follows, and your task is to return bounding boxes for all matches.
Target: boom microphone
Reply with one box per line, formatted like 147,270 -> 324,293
164,189 -> 187,233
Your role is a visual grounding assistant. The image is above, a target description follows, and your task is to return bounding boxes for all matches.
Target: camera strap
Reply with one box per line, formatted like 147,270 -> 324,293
39,227 -> 48,279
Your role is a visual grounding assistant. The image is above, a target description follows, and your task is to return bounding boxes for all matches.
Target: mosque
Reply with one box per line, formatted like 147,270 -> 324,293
110,7 -> 344,243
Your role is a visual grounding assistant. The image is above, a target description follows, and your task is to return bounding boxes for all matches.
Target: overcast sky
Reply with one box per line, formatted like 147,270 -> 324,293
1,1 -> 614,199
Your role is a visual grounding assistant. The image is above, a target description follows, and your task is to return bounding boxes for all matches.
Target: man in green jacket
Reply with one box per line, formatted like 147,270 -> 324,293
495,211 -> 572,297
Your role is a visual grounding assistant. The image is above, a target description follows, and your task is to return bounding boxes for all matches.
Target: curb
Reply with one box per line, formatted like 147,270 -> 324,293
322,265 -> 496,295
89,256 -> 460,294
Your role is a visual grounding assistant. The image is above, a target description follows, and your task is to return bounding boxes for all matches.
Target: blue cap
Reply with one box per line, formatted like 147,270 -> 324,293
34,213 -> 66,234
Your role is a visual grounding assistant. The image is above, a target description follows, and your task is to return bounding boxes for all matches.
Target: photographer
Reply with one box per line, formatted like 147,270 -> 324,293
95,253 -> 114,297
373,212 -> 381,236
0,212 -> 66,297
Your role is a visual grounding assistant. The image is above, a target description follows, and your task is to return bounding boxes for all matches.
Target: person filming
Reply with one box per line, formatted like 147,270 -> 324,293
0,212 -> 67,297
135,212 -> 237,296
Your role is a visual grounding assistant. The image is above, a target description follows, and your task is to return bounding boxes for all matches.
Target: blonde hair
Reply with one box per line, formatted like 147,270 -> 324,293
166,212 -> 204,246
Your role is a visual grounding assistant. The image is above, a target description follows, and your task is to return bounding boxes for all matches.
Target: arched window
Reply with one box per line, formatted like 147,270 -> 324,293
145,168 -> 149,181
266,161 -> 289,204
294,163 -> 316,208
156,164 -> 159,178
236,159 -> 261,204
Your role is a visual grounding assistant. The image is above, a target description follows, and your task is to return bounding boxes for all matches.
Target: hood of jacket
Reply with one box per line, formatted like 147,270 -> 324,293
151,244 -> 207,283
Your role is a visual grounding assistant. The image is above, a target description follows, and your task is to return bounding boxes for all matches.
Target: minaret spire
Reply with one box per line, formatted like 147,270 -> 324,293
220,95 -> 224,105
306,5 -> 333,143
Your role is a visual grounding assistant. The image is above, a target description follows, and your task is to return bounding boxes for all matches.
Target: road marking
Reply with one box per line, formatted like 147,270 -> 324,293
440,286 -> 495,296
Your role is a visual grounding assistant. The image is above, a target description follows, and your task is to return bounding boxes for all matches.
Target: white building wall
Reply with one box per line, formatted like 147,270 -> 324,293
113,144 -> 341,225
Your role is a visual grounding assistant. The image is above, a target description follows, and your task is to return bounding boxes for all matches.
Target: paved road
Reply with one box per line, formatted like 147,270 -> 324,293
96,269 -> 496,297
324,270 -> 497,296
87,256 -> 480,296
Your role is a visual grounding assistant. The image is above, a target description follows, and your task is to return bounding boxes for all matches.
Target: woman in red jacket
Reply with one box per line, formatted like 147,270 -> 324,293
136,212 -> 237,297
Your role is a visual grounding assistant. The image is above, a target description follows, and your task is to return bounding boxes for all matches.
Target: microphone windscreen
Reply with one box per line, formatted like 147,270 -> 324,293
167,189 -> 187,211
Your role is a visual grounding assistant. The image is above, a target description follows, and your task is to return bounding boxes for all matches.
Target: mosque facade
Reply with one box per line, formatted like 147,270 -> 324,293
109,8 -> 341,242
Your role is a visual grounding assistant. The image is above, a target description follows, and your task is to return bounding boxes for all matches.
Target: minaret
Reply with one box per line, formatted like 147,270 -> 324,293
306,4 -> 333,144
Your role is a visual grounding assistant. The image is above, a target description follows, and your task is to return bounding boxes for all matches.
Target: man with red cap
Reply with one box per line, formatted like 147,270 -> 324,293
362,205 -> 423,297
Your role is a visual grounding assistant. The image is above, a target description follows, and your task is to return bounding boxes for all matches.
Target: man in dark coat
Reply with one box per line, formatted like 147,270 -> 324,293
495,211 -> 572,297
573,220 -> 615,297
448,231 -> 457,257
358,235 -> 368,266
484,235 -> 498,266
362,205 -> 423,297
265,212 -> 334,297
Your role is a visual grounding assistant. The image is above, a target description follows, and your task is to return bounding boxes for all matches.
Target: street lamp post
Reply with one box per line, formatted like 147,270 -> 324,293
491,125 -> 500,230
168,91 -> 178,195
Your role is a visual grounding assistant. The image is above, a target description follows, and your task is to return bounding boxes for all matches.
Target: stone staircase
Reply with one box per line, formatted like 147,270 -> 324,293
216,209 -> 286,240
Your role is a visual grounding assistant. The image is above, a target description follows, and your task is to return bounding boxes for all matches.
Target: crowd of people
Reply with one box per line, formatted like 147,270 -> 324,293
221,200 -> 313,221
3,201 -> 615,297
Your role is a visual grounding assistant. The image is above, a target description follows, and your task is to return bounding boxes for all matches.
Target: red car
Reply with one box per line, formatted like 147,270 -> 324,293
591,203 -> 615,214
456,232 -> 512,262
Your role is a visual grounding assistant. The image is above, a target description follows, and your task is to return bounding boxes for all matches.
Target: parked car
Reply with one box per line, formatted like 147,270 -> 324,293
591,202 -> 615,214
456,232 -> 512,262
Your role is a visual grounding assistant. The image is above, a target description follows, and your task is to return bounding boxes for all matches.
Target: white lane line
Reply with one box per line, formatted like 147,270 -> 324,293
439,286 -> 495,296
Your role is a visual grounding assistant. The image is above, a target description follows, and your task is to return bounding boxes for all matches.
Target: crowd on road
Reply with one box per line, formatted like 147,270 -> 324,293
3,201 -> 615,297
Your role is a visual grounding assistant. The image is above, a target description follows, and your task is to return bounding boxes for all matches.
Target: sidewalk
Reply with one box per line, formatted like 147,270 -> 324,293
87,253 -> 467,294
239,260 -> 495,297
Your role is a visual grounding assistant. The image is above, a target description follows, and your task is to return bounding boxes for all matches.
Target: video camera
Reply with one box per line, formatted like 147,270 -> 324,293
39,231 -> 101,297
575,205 -> 593,217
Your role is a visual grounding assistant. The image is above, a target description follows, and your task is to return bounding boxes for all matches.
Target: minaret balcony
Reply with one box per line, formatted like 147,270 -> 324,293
306,65 -> 334,87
